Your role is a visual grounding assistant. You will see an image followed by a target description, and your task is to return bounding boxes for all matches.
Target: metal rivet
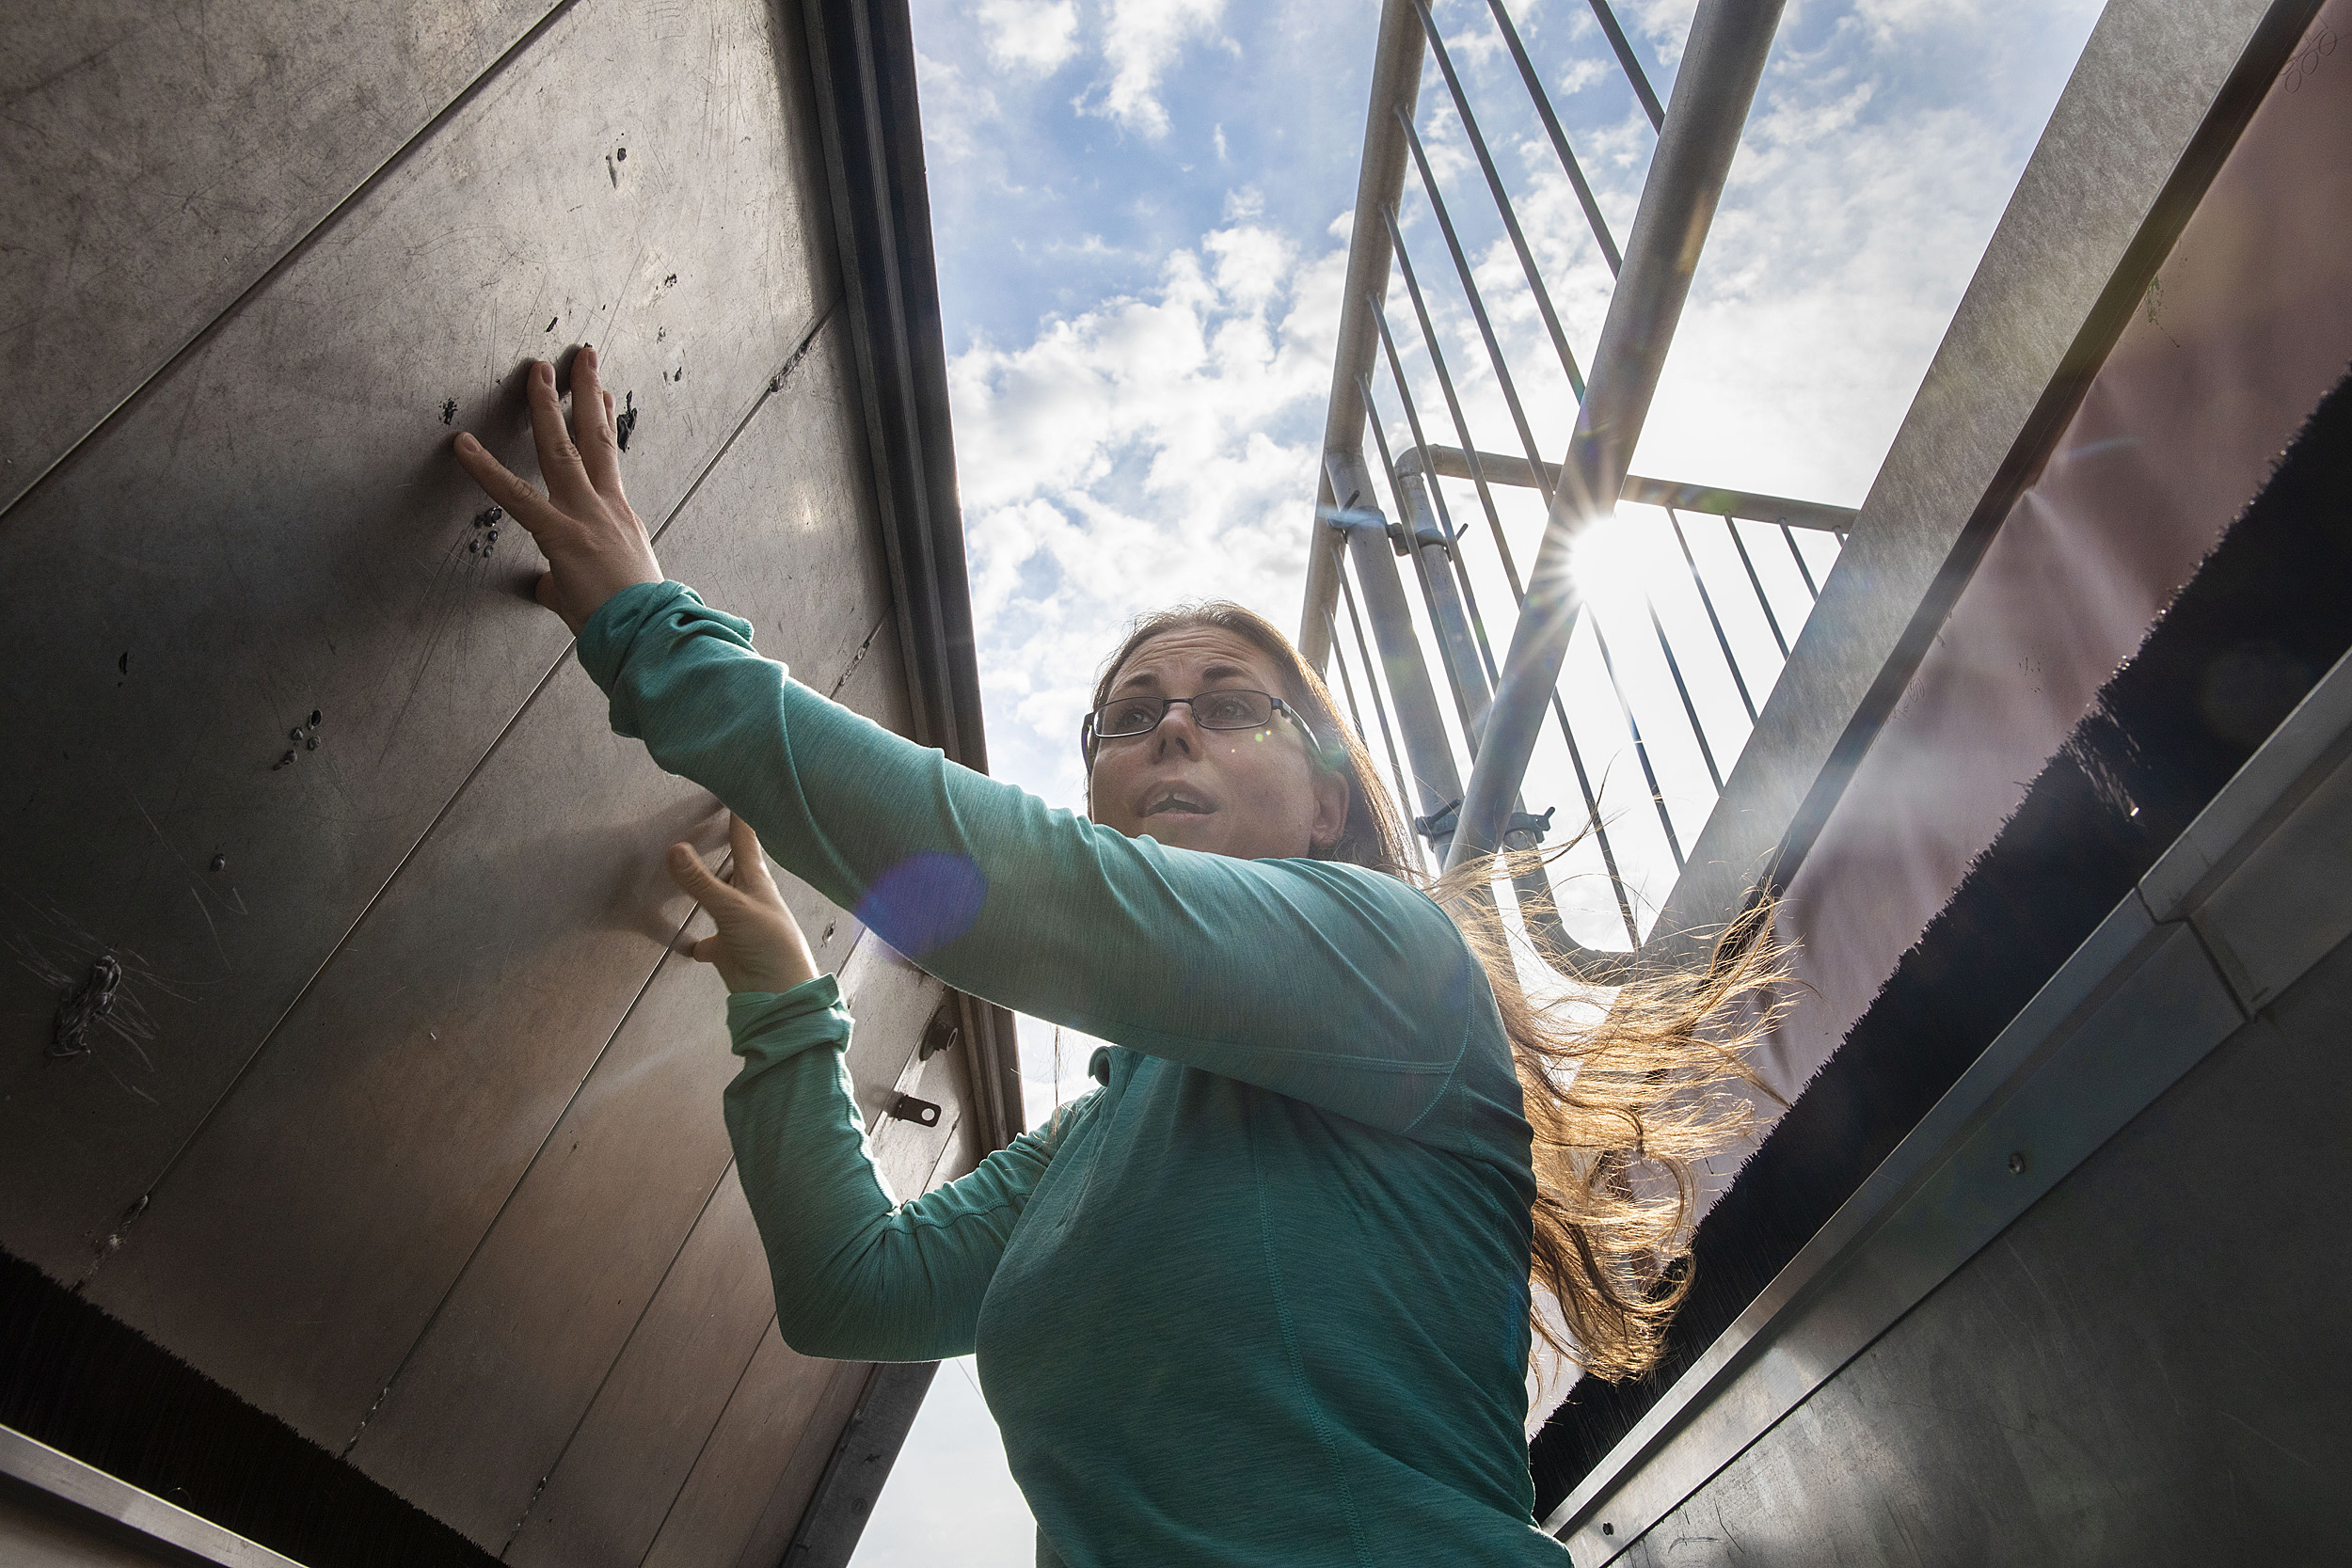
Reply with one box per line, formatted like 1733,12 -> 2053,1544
2007,1151 -> 2028,1176
209,853 -> 226,872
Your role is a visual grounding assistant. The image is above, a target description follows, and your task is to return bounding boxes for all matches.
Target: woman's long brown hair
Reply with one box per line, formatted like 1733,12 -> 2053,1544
1088,601 -> 1788,1382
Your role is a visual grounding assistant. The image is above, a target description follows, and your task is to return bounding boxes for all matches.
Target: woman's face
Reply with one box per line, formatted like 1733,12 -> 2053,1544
1087,627 -> 1349,861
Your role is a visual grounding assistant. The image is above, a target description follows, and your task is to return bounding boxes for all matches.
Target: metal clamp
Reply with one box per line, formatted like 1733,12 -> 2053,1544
1416,799 -> 1555,845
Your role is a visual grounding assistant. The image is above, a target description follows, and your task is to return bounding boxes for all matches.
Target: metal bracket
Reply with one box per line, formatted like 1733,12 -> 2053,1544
886,1094 -> 941,1127
1416,799 -> 1555,844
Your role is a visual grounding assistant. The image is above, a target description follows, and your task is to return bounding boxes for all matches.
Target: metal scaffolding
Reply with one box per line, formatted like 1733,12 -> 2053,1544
1298,0 -> 1847,968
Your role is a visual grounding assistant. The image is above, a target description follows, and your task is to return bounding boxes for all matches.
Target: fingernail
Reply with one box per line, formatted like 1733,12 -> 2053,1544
535,362 -> 554,386
454,432 -> 478,451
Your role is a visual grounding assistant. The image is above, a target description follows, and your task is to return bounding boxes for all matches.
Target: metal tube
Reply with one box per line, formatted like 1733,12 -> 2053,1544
1360,370 -> 1487,741
1399,109 -> 1555,507
1384,216 -> 1629,909
1408,0 -> 1586,398
1645,593 -> 1723,792
1591,614 -> 1684,869
1383,210 -> 1525,601
1337,586 -> 1429,876
1489,0 -> 1622,275
1726,515 -> 1790,657
1327,450 -> 1467,857
1587,0 -> 1665,130
1448,0 -> 1784,874
1782,521 -> 1822,598
1670,507 -> 1756,721
1369,305 -> 1501,686
1398,444 -> 1856,533
1332,595 -> 1429,876
1299,0 -> 1427,669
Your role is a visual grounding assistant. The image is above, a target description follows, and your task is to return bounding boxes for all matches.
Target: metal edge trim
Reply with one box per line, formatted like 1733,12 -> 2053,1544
1543,607 -> 2352,1559
0,1424 -> 304,1568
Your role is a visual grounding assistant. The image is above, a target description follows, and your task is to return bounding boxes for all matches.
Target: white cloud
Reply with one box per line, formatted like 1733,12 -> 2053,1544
977,0 -> 1079,74
947,212 -> 1344,807
1087,0 -> 1226,139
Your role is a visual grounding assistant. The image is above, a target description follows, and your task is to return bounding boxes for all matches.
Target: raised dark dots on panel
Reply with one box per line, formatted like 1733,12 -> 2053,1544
662,274 -> 676,288
310,710 -> 322,727
289,727 -> 306,742
615,146 -> 627,162
439,398 -> 456,425
209,853 -> 226,873
305,736 -> 318,751
469,540 -> 481,553
615,390 -> 638,452
274,751 -> 296,770
118,652 -> 129,675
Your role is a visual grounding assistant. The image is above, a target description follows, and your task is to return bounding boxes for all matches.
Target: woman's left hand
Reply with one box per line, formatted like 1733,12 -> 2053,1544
668,814 -> 821,995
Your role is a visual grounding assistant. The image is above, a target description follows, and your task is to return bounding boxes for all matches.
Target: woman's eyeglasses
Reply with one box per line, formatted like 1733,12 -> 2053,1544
1082,689 -> 1323,762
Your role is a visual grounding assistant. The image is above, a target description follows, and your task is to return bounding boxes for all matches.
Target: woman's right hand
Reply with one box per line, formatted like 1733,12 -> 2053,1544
668,814 -> 822,995
453,344 -> 663,634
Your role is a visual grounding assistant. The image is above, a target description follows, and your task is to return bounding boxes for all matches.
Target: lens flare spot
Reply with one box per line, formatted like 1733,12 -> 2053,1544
856,851 -> 988,957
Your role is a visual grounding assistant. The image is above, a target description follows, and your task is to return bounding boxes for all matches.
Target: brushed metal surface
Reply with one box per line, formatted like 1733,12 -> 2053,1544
1617,932 -> 2352,1564
79,307 -> 900,1462
342,309 -> 898,1542
0,1424 -> 300,1568
637,1327 -> 856,1568
0,0 -> 558,516
502,945 -> 965,1568
0,0 -> 832,1281
499,1166 -> 781,1568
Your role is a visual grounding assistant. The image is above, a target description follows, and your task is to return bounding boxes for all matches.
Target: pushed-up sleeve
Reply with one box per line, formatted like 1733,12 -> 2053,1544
581,582 -> 1490,1142
723,974 -> 1067,1361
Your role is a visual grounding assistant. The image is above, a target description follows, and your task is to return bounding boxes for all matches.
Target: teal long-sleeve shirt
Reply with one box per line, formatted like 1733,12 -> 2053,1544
579,582 -> 1570,1567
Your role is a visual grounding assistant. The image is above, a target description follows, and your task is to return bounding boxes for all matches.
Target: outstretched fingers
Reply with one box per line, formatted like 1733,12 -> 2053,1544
572,345 -> 625,496
526,359 -> 596,512
453,433 -> 560,537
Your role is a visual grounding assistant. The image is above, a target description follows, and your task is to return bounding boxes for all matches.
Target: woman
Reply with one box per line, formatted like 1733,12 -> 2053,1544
456,350 -> 1772,1566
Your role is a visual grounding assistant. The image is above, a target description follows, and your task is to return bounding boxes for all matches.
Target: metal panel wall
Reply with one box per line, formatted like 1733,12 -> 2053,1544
1619,925 -> 2352,1565
4,0 -> 1003,1560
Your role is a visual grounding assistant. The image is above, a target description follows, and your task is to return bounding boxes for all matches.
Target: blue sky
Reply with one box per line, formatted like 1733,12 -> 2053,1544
850,2 -> 2102,1561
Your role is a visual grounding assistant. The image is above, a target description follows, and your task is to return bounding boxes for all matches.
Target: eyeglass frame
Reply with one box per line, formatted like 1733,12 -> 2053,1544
1079,688 -> 1326,767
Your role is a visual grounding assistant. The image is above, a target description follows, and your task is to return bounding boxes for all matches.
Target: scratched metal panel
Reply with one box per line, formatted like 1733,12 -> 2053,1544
0,0 -> 560,515
644,1027 -> 988,1568
0,0 -> 828,1283
637,1329 -> 861,1568
331,309 -> 891,1542
501,943 -> 960,1568
1622,933 -> 2352,1566
72,302 -> 906,1464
